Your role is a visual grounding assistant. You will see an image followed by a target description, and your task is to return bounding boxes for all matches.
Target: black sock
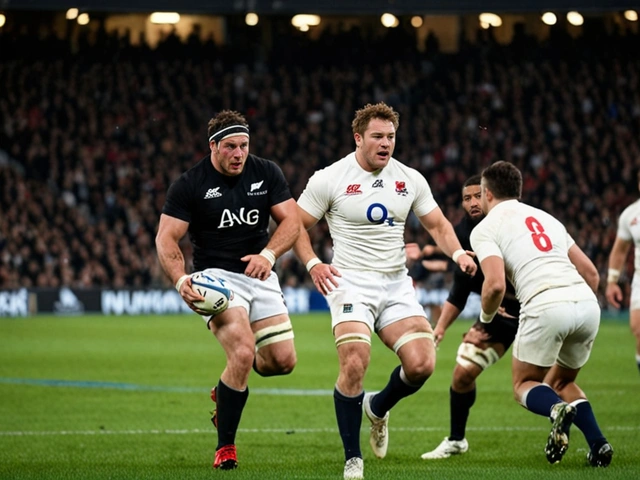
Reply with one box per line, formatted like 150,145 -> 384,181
370,365 -> 422,417
572,400 -> 606,450
334,388 -> 364,461
450,387 -> 476,441
216,380 -> 249,449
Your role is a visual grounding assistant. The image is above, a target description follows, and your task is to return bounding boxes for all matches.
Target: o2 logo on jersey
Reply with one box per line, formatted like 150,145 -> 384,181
218,208 -> 260,228
367,203 -> 395,226
525,216 -> 552,252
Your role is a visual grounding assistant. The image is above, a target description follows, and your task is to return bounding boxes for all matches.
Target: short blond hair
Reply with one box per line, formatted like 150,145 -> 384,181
351,102 -> 399,136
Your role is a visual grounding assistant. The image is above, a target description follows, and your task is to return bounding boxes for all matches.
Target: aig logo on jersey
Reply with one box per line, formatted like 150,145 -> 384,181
248,180 -> 267,196
219,208 -> 260,228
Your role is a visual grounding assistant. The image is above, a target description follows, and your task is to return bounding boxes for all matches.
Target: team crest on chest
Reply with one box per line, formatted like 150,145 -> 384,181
395,181 -> 408,196
247,179 -> 267,196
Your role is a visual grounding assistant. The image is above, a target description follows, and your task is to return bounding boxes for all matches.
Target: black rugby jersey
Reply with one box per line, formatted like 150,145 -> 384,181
162,154 -> 292,273
447,215 -> 520,318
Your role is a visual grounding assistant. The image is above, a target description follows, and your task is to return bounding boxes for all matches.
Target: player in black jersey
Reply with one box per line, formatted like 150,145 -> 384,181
156,110 -> 300,470
421,174 -> 520,460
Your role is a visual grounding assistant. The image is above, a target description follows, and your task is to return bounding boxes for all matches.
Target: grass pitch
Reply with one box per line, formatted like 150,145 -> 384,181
0,313 -> 638,479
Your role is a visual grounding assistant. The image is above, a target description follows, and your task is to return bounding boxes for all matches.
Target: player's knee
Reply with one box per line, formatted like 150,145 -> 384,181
230,343 -> 256,371
270,348 -> 297,375
253,321 -> 296,377
404,357 -> 435,384
254,350 -> 296,377
456,342 -> 500,372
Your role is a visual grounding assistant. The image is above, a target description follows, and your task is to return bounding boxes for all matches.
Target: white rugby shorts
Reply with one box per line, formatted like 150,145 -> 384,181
199,268 -> 288,324
513,286 -> 600,369
324,269 -> 427,332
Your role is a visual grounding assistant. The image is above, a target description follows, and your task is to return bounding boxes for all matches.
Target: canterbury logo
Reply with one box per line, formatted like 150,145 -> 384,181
204,188 -> 222,199
345,184 -> 362,195
251,181 -> 264,192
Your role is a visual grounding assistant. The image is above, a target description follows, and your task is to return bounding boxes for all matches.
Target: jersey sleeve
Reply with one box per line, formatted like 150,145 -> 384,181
162,175 -> 192,223
565,231 -> 576,249
411,173 -> 439,217
470,221 -> 503,262
297,170 -> 331,220
267,161 -> 293,206
617,205 -> 634,241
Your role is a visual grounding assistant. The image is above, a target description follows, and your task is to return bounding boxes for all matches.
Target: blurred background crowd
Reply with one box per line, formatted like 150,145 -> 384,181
1,14 -> 640,309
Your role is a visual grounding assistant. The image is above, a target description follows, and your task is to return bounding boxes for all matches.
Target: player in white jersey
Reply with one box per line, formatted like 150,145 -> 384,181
294,102 -> 477,480
605,172 -> 640,375
470,161 -> 612,467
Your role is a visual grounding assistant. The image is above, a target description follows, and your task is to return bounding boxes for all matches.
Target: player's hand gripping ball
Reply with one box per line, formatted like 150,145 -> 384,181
190,272 -> 233,315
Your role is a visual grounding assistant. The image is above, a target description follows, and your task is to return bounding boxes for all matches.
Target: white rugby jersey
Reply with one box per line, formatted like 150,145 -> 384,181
470,199 -> 594,307
298,152 -> 438,273
616,199 -> 640,271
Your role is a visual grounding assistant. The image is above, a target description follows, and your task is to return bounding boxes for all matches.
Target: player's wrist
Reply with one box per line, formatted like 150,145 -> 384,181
305,257 -> 322,272
607,268 -> 620,284
452,249 -> 466,263
480,307 -> 497,323
259,248 -> 276,267
175,274 -> 190,292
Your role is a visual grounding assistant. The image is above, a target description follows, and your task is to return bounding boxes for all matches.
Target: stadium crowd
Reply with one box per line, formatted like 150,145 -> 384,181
1,18 -> 640,309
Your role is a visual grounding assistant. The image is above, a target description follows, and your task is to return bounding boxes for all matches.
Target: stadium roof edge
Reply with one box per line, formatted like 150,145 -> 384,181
1,0 -> 638,15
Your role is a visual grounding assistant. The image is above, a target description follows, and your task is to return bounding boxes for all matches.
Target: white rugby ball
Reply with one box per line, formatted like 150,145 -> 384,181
190,272 -> 232,315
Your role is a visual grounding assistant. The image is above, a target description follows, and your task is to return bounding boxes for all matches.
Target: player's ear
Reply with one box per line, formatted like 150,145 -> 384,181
354,133 -> 362,147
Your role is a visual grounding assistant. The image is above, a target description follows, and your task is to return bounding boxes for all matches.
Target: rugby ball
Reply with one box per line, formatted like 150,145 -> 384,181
190,272 -> 232,315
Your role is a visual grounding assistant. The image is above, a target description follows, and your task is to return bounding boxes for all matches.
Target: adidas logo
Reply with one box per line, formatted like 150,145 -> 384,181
204,188 -> 222,199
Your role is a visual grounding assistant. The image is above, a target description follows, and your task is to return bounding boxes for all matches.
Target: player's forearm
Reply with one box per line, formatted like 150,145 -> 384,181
480,280 -> 505,320
607,249 -> 627,273
429,222 -> 464,259
156,241 -> 187,285
265,215 -> 300,258
435,301 -> 463,332
607,238 -> 631,282
292,225 -> 318,265
609,251 -> 626,271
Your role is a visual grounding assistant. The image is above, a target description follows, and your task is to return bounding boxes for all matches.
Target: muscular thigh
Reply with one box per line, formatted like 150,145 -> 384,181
251,313 -> 295,356
378,315 -> 434,360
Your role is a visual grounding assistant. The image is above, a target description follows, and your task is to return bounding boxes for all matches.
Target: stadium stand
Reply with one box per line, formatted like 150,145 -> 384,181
1,18 -> 639,309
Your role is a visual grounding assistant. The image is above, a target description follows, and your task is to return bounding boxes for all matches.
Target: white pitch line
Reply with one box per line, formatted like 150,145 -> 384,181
1,425 -> 637,437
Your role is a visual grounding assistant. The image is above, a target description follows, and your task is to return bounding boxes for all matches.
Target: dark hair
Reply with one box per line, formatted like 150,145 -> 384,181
207,110 -> 248,141
463,174 -> 482,189
481,161 -> 522,200
351,102 -> 399,136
